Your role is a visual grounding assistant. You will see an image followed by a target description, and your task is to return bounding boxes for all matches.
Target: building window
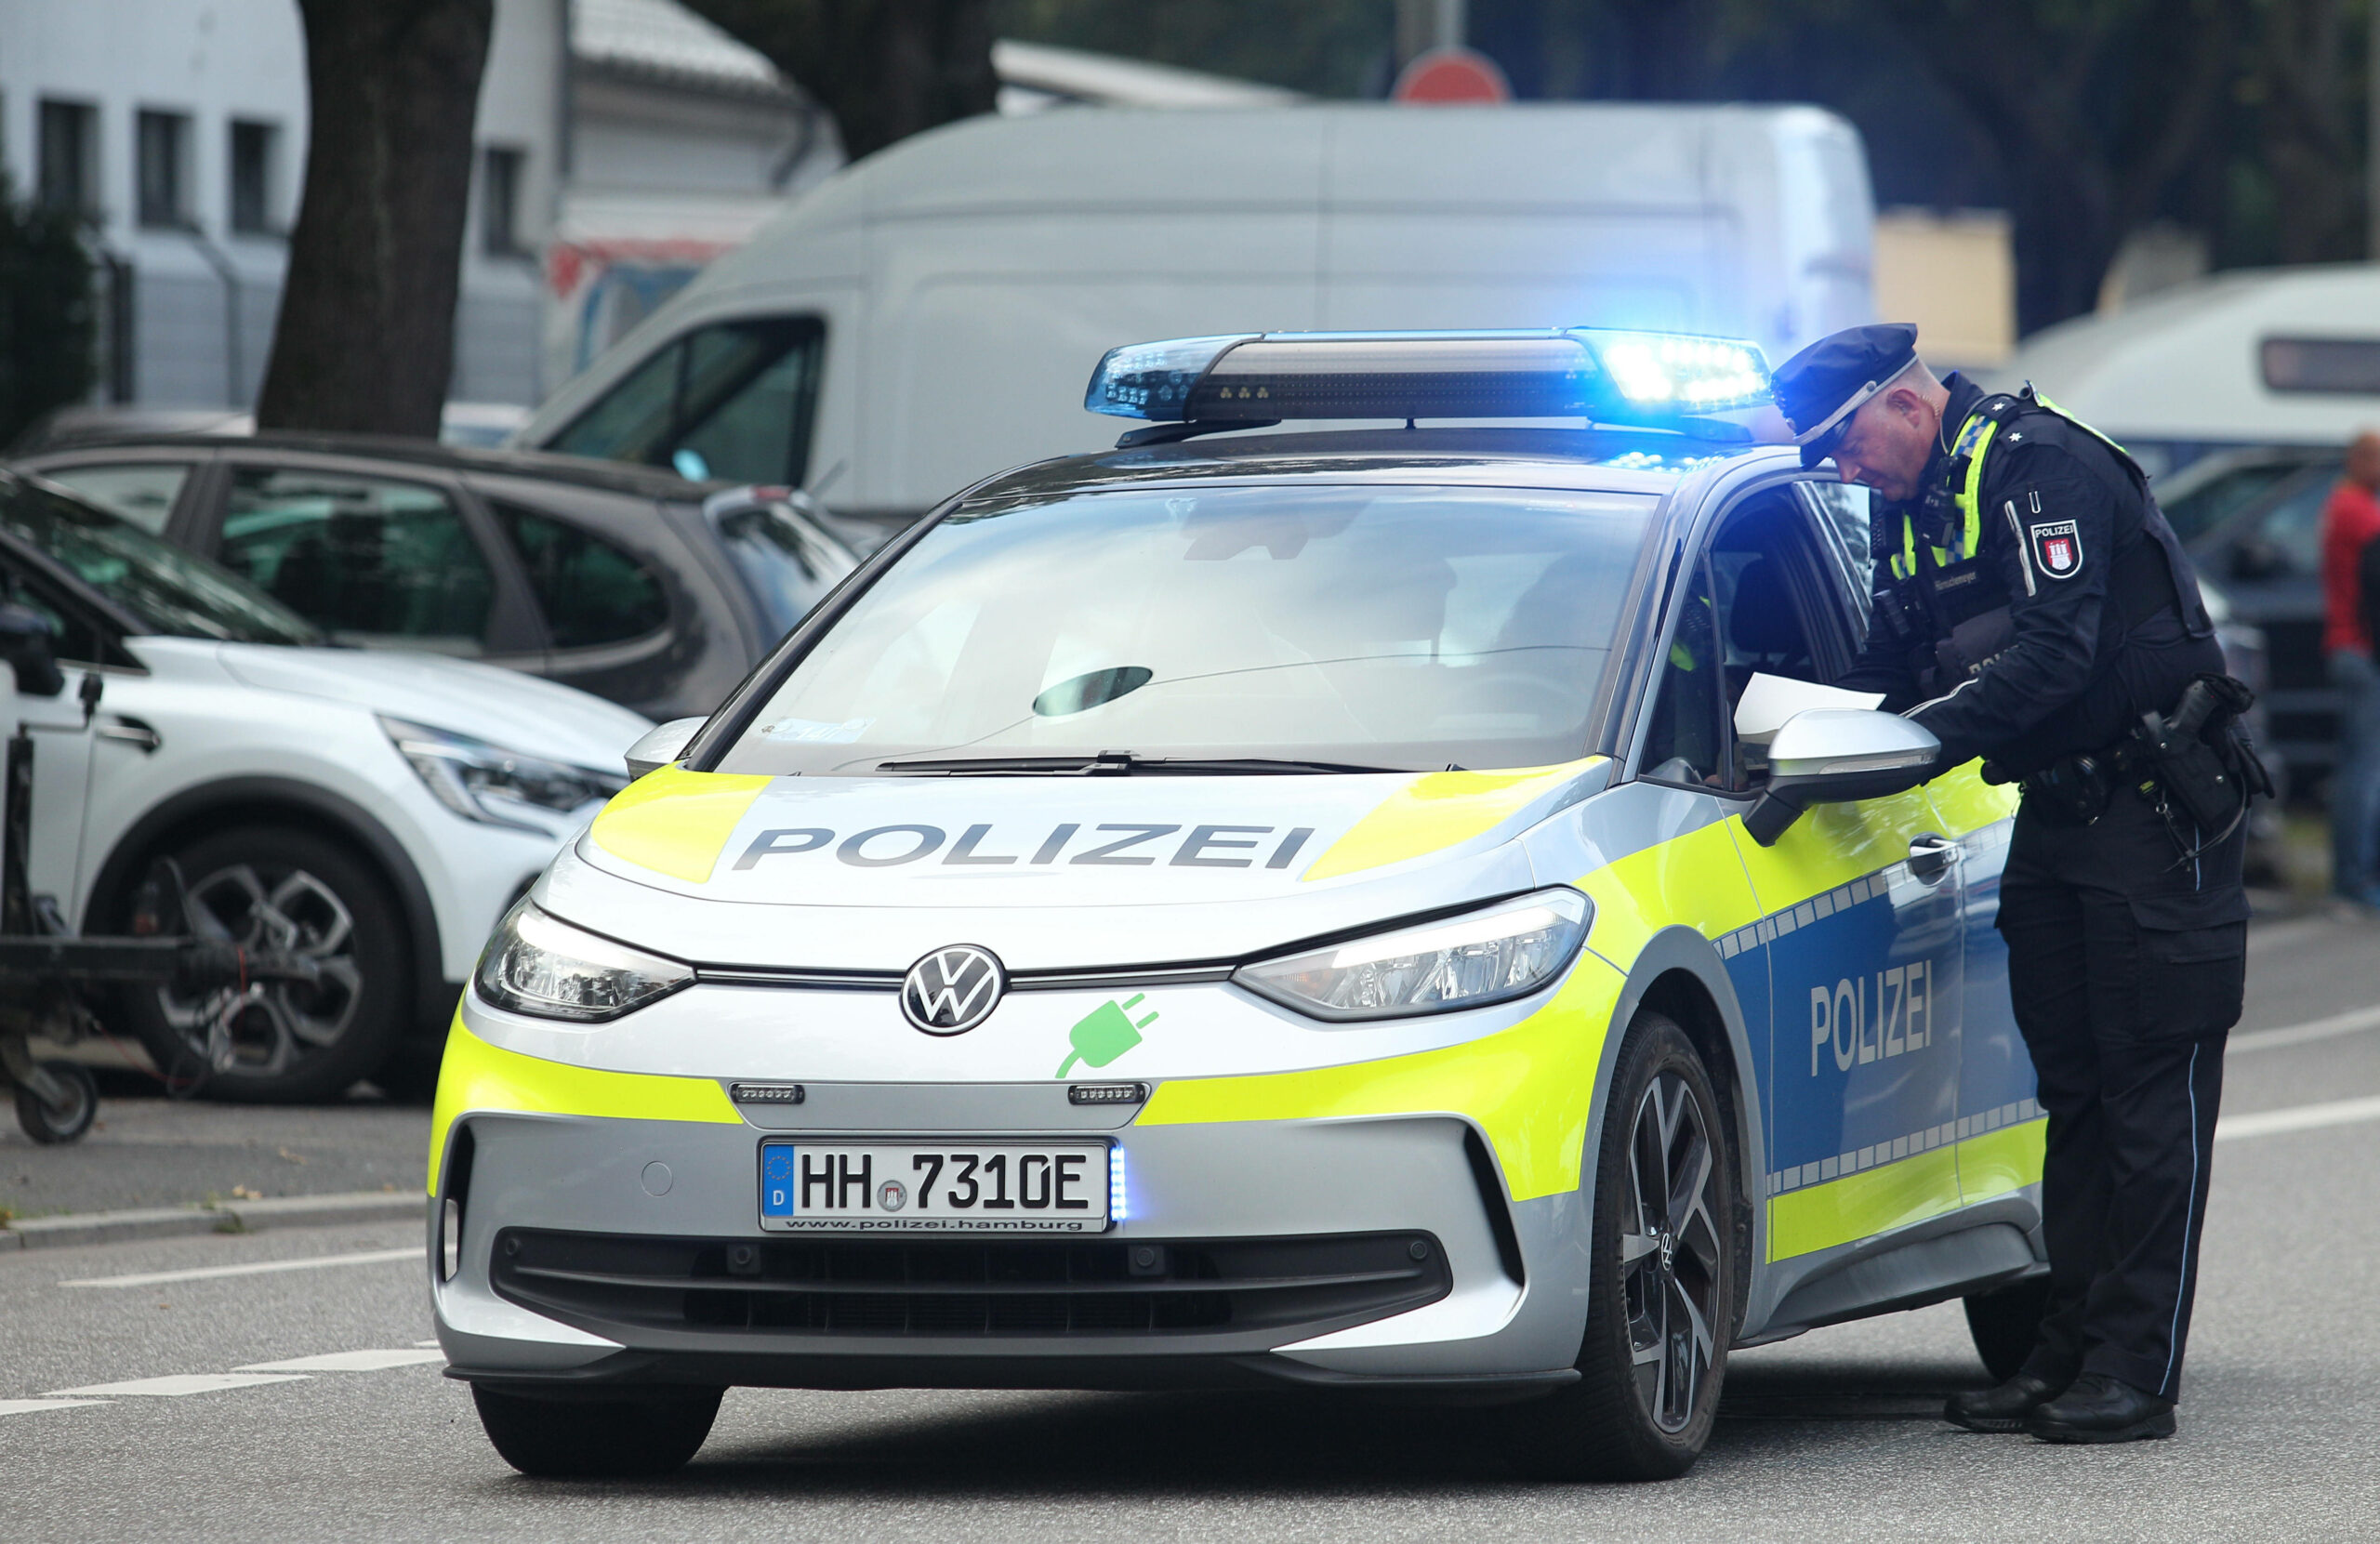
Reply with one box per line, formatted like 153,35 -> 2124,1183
482,146 -> 526,257
229,120 -> 278,235
137,110 -> 191,229
38,100 -> 99,218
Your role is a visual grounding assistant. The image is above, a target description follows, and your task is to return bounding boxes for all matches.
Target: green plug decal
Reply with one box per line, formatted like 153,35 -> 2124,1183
1056,995 -> 1157,1078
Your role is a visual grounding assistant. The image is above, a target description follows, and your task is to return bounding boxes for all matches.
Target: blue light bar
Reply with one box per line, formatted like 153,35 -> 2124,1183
1083,328 -> 1771,429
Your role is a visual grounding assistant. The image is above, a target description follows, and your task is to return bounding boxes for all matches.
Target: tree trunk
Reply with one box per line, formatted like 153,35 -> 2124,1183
683,0 -> 996,163
255,0 -> 492,436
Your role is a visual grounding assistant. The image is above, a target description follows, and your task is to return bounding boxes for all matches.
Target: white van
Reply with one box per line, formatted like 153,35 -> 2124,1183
517,103 -> 1876,529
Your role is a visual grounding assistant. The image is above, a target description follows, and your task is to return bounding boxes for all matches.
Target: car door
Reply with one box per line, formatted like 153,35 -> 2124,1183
1796,482 -> 2038,1208
195,456 -> 543,666
2198,463 -> 2338,772
0,548 -> 107,923
1696,482 -> 1967,1266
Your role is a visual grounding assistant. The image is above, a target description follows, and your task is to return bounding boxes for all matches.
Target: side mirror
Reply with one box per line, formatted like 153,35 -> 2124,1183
0,604 -> 65,698
1742,709 -> 1940,847
624,716 -> 706,780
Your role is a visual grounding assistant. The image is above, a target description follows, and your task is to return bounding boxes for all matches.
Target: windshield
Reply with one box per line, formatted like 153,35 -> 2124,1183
717,482 -> 1658,776
712,500 -> 858,637
2,474 -> 319,645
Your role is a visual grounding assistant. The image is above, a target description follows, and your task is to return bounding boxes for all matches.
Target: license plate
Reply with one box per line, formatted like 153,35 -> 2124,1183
757,1142 -> 1112,1233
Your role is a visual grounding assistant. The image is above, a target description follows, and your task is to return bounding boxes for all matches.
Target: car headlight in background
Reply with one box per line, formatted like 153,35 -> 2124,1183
1233,888 -> 1592,1023
380,717 -> 627,831
474,899 -> 692,1023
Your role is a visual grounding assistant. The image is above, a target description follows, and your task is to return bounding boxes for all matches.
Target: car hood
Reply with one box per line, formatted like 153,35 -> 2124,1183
213,642 -> 654,771
546,757 -> 1611,970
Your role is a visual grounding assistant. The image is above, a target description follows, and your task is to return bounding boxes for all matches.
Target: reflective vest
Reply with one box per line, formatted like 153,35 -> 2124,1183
1887,388 -> 2117,583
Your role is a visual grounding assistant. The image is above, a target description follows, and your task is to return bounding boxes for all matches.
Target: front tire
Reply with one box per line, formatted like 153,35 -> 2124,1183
14,1060 -> 99,1143
1511,1011 -> 1735,1481
471,1385 -> 723,1478
118,825 -> 408,1103
1964,1274 -> 2052,1382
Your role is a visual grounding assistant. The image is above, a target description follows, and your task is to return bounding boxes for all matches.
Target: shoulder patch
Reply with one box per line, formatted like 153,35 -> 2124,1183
2029,517 -> 2083,580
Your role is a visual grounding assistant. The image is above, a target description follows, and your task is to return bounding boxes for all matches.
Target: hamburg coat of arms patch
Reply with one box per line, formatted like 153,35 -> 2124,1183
2029,518 -> 2083,580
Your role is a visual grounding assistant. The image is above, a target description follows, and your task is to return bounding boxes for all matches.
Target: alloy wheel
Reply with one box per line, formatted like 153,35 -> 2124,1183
1619,1069 -> 1723,1432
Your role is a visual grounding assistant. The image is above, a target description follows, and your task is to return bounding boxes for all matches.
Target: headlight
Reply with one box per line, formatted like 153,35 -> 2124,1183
473,899 -> 692,1023
1233,888 -> 1591,1023
380,717 -> 627,831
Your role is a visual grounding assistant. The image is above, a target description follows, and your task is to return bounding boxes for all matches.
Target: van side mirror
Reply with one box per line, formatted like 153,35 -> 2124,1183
0,604 -> 65,697
624,716 -> 706,779
1742,709 -> 1940,847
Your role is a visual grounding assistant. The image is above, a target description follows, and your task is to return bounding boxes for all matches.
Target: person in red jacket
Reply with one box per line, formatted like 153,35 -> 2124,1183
2321,431 -> 2380,909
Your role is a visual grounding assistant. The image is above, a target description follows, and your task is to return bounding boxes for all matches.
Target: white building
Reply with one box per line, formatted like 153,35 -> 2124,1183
0,0 -> 1290,418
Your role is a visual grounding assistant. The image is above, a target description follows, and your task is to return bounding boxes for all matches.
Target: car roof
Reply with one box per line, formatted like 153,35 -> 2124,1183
963,426 -> 1782,506
13,430 -> 718,504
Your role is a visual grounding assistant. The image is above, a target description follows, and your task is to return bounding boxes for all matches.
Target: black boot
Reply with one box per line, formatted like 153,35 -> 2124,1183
1944,1372 -> 2065,1433
2025,1374 -> 2176,1444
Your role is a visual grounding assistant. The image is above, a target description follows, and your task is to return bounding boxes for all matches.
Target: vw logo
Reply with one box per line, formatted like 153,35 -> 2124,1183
900,944 -> 1005,1036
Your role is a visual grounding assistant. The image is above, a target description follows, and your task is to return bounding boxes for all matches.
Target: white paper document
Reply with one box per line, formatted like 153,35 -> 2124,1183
1732,672 -> 1885,745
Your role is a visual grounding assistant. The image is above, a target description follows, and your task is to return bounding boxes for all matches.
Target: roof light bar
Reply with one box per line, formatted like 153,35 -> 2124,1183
1083,328 -> 1771,430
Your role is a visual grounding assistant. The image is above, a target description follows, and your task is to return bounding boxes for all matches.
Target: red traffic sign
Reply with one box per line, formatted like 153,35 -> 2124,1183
1393,46 -> 1512,104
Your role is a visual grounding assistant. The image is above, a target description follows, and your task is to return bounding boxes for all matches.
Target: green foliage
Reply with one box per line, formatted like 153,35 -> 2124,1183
0,176 -> 96,449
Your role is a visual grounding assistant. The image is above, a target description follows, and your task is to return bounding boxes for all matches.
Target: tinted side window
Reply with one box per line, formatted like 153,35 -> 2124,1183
38,463 -> 192,534
549,316 -> 826,487
492,502 -> 668,649
2161,460 -> 2317,544
1639,562 -> 1725,786
2238,474 -> 2334,578
220,468 -> 495,652
0,561 -> 108,666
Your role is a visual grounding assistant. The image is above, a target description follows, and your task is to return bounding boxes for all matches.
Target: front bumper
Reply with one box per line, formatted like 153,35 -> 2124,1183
431,1103 -> 1591,1393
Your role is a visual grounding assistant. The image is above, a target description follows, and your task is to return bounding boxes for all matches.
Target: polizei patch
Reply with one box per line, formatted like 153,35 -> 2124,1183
2029,518 -> 2083,580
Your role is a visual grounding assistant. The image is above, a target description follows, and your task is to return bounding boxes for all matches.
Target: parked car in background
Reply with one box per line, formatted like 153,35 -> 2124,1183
0,467 -> 651,1101
2157,446 -> 2337,783
10,435 -> 856,721
11,401 -> 538,453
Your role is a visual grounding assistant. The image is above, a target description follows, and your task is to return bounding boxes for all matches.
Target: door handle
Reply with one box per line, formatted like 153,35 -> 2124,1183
97,717 -> 162,754
1907,833 -> 1956,884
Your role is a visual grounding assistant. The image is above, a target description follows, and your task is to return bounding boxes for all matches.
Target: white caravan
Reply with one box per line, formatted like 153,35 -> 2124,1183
2001,264 -> 2380,478
516,103 -> 1876,529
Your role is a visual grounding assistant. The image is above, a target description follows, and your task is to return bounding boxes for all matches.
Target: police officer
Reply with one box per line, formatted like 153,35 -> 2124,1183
1772,323 -> 2254,1444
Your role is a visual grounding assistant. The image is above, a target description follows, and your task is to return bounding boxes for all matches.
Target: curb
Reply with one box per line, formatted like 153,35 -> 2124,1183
2,1190 -> 423,1252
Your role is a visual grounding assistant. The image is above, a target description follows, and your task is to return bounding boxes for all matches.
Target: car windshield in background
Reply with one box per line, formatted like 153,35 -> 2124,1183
713,501 -> 857,637
717,482 -> 1658,777
1,475 -> 319,645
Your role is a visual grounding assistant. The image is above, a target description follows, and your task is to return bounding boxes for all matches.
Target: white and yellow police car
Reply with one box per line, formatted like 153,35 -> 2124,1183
430,330 -> 2047,1481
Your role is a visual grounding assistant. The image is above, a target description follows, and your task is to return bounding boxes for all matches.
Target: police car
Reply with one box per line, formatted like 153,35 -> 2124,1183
430,330 -> 2049,1482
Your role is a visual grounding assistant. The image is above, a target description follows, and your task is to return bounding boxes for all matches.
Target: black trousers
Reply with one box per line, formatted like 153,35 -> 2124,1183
1996,789 -> 2248,1402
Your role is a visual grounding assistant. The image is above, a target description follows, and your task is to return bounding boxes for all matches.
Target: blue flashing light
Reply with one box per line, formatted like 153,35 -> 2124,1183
1082,327 -> 1771,432
1084,335 -> 1258,420
1109,1143 -> 1130,1223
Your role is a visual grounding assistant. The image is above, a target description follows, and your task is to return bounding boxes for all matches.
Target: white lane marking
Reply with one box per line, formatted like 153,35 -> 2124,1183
44,1373 -> 307,1398
2216,1093 -> 2380,1142
0,1398 -> 109,1416
235,1349 -> 445,1373
413,1339 -> 441,1350
60,1247 -> 420,1289
2228,1004 -> 2380,1056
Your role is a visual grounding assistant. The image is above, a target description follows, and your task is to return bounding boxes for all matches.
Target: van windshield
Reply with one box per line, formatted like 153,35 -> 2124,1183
716,482 -> 1658,776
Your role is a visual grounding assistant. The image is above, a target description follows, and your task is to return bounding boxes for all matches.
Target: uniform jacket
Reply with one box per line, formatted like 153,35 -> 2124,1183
1840,375 -> 2218,774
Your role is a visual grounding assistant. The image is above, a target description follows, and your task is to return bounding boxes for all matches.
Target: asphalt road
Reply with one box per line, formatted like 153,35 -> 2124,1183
3,910 -> 2375,1541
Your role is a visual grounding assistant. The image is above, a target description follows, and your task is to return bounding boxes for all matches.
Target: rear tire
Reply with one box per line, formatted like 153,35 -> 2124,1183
1510,1011 -> 1735,1482
470,1385 -> 723,1478
1964,1274 -> 2052,1382
118,825 -> 407,1103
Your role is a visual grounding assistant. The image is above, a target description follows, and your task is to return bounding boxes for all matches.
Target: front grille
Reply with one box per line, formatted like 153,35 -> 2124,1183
491,1228 -> 1448,1340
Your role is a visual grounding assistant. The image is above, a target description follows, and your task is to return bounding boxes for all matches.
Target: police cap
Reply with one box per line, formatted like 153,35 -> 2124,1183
1772,323 -> 1921,468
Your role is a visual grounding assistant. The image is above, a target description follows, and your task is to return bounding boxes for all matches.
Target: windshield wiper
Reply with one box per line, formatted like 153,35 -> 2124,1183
875,750 -> 1402,776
